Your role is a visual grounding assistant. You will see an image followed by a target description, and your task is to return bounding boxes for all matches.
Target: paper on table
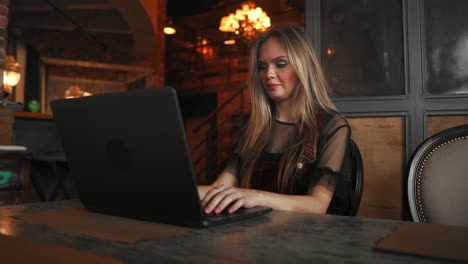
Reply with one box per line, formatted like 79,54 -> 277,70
18,208 -> 192,243
0,234 -> 124,264
0,145 -> 27,151
375,221 -> 468,262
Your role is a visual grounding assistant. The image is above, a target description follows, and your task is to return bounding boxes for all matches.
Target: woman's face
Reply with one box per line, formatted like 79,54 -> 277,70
258,37 -> 299,103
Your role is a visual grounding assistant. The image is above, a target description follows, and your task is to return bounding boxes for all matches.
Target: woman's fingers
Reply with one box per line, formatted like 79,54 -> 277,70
203,187 -> 234,214
227,197 -> 246,213
202,187 -> 256,214
213,192 -> 243,214
201,184 -> 226,208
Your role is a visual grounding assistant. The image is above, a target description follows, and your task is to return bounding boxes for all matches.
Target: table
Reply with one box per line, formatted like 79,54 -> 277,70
0,200 -> 462,263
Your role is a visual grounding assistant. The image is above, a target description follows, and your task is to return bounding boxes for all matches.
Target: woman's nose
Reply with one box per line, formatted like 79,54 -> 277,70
267,67 -> 275,79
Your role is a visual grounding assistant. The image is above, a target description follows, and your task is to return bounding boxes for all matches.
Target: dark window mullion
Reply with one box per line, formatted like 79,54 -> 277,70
305,0 -> 321,62
406,0 -> 425,155
424,98 -> 468,111
335,100 -> 409,113
403,0 -> 425,221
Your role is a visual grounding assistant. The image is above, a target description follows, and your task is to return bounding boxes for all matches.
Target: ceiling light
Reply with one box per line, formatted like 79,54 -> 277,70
164,26 -> 176,35
164,17 -> 176,35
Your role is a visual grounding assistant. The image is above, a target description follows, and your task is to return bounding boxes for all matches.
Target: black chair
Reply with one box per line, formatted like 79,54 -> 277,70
30,152 -> 70,201
350,140 -> 364,212
346,139 -> 364,215
407,124 -> 468,226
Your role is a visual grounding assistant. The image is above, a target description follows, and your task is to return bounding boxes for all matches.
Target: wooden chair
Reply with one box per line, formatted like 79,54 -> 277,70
407,124 -> 468,226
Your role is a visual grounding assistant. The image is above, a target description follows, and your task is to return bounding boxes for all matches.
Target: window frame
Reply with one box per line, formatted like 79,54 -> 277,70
305,0 -> 468,219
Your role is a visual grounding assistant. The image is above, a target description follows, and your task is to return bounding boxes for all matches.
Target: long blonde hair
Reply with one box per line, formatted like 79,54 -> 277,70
239,25 -> 337,194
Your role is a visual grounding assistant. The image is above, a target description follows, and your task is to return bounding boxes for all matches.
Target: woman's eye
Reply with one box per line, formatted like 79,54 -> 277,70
258,64 -> 266,71
276,61 -> 287,68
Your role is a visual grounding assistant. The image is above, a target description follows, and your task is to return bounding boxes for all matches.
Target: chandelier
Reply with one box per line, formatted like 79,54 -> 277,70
219,1 -> 271,43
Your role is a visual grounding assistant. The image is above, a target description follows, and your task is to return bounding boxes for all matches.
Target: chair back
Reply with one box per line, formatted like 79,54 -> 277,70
341,139 -> 363,215
349,140 -> 364,212
407,124 -> 468,226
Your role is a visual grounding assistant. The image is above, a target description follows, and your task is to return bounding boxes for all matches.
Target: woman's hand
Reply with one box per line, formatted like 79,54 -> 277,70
201,184 -> 260,214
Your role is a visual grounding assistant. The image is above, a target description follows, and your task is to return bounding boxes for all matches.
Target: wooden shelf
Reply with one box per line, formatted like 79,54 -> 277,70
14,111 -> 54,120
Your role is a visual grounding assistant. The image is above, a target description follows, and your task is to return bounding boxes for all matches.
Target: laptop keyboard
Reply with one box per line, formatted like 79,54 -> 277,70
204,208 -> 248,221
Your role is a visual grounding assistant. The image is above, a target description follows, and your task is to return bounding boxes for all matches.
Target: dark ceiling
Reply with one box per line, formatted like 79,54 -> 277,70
7,0 -> 304,83
8,0 -> 235,63
167,0 -> 221,19
9,0 -> 156,63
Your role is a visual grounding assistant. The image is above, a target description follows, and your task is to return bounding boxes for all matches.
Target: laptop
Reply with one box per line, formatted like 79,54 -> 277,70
51,86 -> 272,228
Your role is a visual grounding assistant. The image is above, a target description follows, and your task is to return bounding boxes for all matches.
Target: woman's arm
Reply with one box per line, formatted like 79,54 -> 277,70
202,178 -> 333,214
262,178 -> 334,213
203,118 -> 350,215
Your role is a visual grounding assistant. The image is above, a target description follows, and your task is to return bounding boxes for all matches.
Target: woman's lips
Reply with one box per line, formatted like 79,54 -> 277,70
266,83 -> 281,90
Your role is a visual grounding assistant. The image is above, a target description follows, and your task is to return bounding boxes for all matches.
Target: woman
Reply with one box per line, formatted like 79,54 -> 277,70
198,25 -> 356,216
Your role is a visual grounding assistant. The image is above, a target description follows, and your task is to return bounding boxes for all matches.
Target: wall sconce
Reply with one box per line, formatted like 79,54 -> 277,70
3,55 -> 21,95
224,39 -> 236,45
164,18 -> 176,35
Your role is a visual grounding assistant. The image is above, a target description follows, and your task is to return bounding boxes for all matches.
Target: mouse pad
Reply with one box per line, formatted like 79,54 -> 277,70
375,221 -> 468,262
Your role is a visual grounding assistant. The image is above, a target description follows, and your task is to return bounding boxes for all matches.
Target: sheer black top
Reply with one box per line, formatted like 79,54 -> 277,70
224,112 -> 357,216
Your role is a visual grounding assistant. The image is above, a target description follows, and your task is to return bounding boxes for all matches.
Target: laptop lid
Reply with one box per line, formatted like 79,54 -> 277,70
52,86 -> 272,227
51,87 -> 207,223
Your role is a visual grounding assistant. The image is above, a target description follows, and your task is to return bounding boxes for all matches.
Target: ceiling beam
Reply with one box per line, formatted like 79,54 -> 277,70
42,57 -> 153,73
12,4 -> 114,12
11,22 -> 132,34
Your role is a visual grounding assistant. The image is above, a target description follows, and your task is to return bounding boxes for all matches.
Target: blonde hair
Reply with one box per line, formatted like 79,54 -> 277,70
239,25 -> 337,194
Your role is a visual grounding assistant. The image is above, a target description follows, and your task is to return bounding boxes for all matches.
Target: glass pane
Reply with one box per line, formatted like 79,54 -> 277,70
348,116 -> 404,220
425,0 -> 468,95
321,0 -> 404,97
428,115 -> 468,137
46,77 -> 125,113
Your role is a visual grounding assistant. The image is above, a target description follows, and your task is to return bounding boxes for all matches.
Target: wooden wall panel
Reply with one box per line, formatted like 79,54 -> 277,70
183,116 -> 209,184
428,115 -> 468,137
348,117 -> 405,220
0,110 -> 14,145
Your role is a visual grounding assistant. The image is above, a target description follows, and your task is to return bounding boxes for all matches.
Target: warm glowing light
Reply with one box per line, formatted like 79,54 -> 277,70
0,218 -> 17,236
3,55 -> 21,93
219,1 -> 271,42
224,39 -> 236,45
3,71 -> 21,87
327,48 -> 335,56
64,84 -> 93,99
196,37 -> 214,56
164,26 -> 176,35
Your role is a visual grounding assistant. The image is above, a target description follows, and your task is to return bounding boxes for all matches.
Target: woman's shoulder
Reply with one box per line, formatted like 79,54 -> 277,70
318,110 -> 351,137
319,110 -> 348,127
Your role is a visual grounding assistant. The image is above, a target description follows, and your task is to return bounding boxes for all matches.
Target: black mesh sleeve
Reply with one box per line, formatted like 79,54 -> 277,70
304,115 -> 357,215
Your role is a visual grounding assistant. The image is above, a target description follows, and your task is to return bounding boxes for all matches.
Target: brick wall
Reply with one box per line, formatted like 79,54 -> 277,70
0,0 -> 9,82
134,0 -> 166,87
